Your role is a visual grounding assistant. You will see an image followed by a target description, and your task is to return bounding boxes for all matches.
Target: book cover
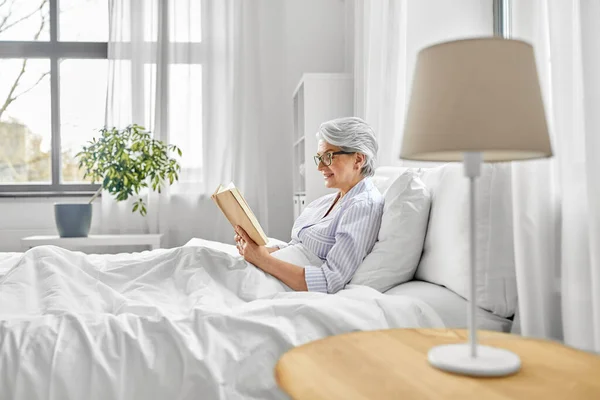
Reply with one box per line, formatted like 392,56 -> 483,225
211,183 -> 268,246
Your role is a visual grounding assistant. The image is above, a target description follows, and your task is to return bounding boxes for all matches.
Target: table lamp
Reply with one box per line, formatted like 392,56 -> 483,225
400,37 -> 552,377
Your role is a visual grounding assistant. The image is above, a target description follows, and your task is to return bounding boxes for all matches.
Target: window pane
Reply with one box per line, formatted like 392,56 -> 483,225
0,0 -> 50,41
170,0 -> 202,42
143,0 -> 158,42
169,64 -> 202,171
143,63 -> 156,130
105,60 -> 132,127
0,59 -> 51,183
59,0 -> 108,42
60,59 -> 108,183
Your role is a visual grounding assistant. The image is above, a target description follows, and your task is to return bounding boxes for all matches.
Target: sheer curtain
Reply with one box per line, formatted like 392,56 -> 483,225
511,0 -> 600,352
354,0 -> 492,167
353,0 -> 407,167
103,0 -> 268,247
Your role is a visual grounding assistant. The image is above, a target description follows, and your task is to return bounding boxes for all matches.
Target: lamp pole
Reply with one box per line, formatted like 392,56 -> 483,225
493,0 -> 511,39
463,152 -> 482,357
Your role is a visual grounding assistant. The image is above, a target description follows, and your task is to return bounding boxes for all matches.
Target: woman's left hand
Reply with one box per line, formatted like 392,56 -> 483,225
235,226 -> 270,266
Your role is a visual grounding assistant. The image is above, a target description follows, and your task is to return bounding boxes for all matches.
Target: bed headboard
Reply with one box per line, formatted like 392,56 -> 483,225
372,164 -> 517,318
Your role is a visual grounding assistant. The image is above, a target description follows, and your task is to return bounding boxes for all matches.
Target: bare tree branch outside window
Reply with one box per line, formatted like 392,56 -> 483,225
0,0 -> 48,120
0,0 -> 51,183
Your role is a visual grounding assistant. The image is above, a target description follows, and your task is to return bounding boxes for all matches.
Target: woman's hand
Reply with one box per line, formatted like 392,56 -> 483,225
234,226 -> 271,266
235,226 -> 308,291
234,232 -> 278,254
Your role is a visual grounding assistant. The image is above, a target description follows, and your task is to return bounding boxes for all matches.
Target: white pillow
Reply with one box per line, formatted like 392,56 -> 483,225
415,163 -> 517,318
371,166 -> 409,194
350,170 -> 431,292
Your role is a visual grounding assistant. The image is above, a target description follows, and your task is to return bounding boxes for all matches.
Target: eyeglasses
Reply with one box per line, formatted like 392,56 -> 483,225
313,151 -> 355,167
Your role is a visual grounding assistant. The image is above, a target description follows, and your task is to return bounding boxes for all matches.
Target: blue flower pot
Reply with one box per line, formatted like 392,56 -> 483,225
54,203 -> 92,237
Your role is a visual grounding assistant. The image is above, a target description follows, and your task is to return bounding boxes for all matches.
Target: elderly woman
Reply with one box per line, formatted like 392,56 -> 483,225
234,117 -> 384,294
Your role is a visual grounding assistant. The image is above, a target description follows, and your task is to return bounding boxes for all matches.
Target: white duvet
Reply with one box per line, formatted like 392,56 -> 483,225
0,244 -> 443,400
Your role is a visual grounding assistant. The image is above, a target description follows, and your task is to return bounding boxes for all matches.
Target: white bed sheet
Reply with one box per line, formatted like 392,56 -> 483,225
183,239 -> 512,332
0,245 -> 444,400
385,280 -> 513,332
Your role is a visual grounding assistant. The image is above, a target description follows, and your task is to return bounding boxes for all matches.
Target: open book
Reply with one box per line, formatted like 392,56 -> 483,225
211,183 -> 269,246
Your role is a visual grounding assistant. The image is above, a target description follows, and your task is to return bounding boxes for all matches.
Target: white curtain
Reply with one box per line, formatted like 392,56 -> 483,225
354,0 -> 492,167
511,0 -> 600,352
353,0 -> 407,167
103,0 -> 268,247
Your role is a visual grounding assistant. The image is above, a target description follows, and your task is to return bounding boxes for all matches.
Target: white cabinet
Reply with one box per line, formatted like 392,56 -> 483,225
293,193 -> 307,220
292,73 -> 354,208
293,195 -> 300,220
299,194 -> 306,214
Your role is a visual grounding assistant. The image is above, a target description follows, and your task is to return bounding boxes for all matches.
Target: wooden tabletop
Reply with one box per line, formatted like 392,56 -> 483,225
275,329 -> 600,400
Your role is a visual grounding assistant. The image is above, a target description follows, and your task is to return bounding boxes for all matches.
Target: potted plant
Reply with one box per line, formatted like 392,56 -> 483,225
53,124 -> 182,237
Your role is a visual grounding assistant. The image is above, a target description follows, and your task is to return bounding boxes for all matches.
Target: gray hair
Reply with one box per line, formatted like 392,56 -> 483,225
315,117 -> 378,177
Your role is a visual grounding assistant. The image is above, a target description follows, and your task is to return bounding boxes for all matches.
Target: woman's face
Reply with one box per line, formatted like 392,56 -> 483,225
316,140 -> 365,192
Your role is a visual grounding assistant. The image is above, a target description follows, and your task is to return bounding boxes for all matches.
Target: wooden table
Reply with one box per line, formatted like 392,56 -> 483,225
21,234 -> 163,252
275,329 -> 600,400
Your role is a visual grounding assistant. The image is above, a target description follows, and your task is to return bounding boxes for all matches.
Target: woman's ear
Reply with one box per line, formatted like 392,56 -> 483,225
355,153 -> 365,170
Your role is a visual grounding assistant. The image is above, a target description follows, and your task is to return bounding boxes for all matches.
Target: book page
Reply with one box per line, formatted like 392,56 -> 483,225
217,182 -> 235,194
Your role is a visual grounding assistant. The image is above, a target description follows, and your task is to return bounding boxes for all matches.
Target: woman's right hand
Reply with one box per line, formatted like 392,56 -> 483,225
234,233 -> 244,256
234,233 -> 278,255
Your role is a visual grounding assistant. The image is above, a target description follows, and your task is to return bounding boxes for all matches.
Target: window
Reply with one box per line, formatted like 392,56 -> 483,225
104,0 -> 205,188
0,0 -> 107,194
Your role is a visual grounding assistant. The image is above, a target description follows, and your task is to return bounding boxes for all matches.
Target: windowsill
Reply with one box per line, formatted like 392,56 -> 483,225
0,191 -> 100,198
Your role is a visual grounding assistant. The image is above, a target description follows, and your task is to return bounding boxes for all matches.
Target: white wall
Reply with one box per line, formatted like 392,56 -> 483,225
257,0 -> 287,241
259,0 -> 348,241
0,0 -> 349,252
0,197 -> 102,252
400,0 -> 493,169
344,0 -> 355,74
405,0 -> 493,94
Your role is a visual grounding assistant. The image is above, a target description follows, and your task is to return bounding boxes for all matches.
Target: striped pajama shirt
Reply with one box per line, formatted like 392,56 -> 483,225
279,178 -> 384,294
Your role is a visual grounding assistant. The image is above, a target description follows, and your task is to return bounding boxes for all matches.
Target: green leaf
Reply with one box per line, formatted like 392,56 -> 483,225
76,124 -> 181,213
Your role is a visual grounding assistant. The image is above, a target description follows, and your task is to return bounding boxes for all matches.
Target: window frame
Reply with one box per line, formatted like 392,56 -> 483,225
0,0 -> 105,196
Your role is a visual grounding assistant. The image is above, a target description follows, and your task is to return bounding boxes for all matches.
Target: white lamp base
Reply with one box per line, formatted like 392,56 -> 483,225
428,344 -> 521,377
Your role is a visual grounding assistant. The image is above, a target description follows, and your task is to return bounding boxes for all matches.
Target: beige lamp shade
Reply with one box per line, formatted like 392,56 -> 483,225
400,37 -> 553,162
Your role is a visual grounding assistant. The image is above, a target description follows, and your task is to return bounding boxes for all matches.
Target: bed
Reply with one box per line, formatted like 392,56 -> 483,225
0,164 -> 517,400
186,238 -> 514,328
385,281 -> 512,332
184,237 -> 514,334
0,245 -> 445,400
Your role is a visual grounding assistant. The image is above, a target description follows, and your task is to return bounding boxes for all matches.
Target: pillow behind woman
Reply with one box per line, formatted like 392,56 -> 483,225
350,170 -> 431,292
